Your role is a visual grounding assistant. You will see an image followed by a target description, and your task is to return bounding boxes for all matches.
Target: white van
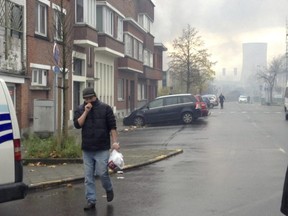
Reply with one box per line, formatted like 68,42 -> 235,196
0,79 -> 27,203
284,86 -> 288,120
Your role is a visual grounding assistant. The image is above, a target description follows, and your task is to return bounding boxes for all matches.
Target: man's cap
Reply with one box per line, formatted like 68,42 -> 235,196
82,87 -> 96,98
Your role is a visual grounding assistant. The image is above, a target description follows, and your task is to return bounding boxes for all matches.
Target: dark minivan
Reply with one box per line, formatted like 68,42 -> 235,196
123,94 -> 201,126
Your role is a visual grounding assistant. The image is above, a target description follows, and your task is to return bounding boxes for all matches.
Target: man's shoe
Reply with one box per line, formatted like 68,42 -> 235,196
83,202 -> 95,211
106,190 -> 114,202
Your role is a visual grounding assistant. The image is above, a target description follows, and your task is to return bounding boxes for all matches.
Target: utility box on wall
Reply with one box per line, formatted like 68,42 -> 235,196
33,100 -> 54,136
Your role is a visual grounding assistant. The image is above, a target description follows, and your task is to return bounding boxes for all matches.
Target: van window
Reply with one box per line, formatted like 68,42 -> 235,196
149,98 -> 163,108
165,97 -> 178,105
181,95 -> 196,103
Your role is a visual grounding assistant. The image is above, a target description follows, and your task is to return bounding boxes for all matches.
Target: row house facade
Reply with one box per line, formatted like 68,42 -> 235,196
1,0 -> 166,135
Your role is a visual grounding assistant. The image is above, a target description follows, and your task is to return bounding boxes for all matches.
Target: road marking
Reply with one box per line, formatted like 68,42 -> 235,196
279,148 -> 286,154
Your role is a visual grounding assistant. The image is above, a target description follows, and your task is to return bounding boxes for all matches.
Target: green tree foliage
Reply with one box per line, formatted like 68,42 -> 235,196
168,25 -> 215,94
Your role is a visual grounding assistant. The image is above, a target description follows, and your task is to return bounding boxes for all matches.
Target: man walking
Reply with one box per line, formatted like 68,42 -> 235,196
219,93 -> 225,109
73,87 -> 120,211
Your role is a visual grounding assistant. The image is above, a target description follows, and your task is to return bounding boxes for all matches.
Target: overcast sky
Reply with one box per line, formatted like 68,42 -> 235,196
152,0 -> 288,73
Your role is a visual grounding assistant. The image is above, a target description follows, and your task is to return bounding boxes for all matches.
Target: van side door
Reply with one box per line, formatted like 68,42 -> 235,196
143,98 -> 164,124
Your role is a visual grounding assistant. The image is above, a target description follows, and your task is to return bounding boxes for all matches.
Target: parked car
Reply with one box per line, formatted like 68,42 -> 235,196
123,94 -> 201,126
194,95 -> 210,117
284,86 -> 288,120
202,94 -> 218,108
0,79 -> 27,203
201,95 -> 212,108
238,95 -> 248,103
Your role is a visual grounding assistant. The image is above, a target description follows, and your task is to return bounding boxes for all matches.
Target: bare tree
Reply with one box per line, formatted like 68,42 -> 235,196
257,55 -> 285,104
52,0 -> 74,148
168,25 -> 215,93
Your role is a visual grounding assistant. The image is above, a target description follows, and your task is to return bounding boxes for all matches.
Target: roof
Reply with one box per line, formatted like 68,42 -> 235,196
156,93 -> 192,99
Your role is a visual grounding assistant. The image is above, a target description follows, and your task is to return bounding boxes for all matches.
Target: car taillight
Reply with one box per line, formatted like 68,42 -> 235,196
14,139 -> 22,161
195,103 -> 201,109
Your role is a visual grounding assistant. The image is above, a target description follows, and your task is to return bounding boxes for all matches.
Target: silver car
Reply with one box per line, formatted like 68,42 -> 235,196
238,95 -> 248,103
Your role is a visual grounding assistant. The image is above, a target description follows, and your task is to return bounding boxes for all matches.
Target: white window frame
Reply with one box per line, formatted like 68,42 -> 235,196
137,83 -> 147,100
144,49 -> 153,67
139,43 -> 143,61
73,57 -> 84,76
117,79 -> 124,100
35,1 -> 48,36
104,7 -> 113,36
75,0 -> 96,28
144,49 -> 148,66
32,69 -> 48,86
54,9 -> 63,41
133,39 -> 138,59
124,34 -> 132,57
138,14 -> 152,32
117,17 -> 123,41
53,3 -> 67,41
76,0 -> 84,23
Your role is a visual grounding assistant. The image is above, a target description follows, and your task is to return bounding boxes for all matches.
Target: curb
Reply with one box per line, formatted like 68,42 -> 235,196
26,149 -> 183,192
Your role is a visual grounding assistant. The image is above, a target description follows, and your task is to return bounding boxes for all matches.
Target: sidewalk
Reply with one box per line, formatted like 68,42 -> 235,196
23,119 -> 183,191
23,148 -> 183,191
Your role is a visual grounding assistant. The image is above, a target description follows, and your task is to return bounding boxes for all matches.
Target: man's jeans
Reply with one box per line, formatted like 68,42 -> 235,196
83,150 -> 112,203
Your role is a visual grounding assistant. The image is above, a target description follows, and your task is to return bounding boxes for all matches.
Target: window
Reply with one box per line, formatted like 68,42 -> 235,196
138,14 -> 152,32
137,83 -> 147,100
139,43 -> 143,61
125,34 -> 132,57
11,5 -> 23,34
144,49 -> 153,67
165,97 -> 178,106
54,9 -> 64,41
133,40 -> 138,60
105,7 -> 113,36
32,69 -> 47,86
76,0 -> 96,28
96,6 -> 114,36
73,58 -> 84,76
76,0 -> 83,22
149,98 -> 163,108
35,1 -> 47,36
181,96 -> 197,103
124,34 -> 143,61
117,79 -> 124,100
117,16 -> 123,41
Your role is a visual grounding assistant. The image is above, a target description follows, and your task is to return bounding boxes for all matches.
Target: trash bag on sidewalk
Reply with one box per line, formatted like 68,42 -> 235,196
108,149 -> 124,171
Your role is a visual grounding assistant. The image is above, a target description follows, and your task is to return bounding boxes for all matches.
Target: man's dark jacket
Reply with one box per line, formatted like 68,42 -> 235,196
281,166 -> 288,215
73,99 -> 116,151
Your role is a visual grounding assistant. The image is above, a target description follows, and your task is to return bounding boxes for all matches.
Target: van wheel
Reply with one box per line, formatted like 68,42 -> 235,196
134,116 -> 144,127
182,112 -> 193,124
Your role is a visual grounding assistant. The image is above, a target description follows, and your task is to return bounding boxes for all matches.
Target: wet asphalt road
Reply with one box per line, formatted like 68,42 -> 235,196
1,102 -> 288,216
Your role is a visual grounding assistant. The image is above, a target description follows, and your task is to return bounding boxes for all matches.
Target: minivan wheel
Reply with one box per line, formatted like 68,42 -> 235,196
134,116 -> 144,127
182,112 -> 193,124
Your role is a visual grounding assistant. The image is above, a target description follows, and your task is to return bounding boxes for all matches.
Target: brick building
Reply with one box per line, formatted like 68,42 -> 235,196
0,0 -> 166,135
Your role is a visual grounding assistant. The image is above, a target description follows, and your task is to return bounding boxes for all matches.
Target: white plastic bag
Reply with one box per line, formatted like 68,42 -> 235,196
108,149 -> 124,170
